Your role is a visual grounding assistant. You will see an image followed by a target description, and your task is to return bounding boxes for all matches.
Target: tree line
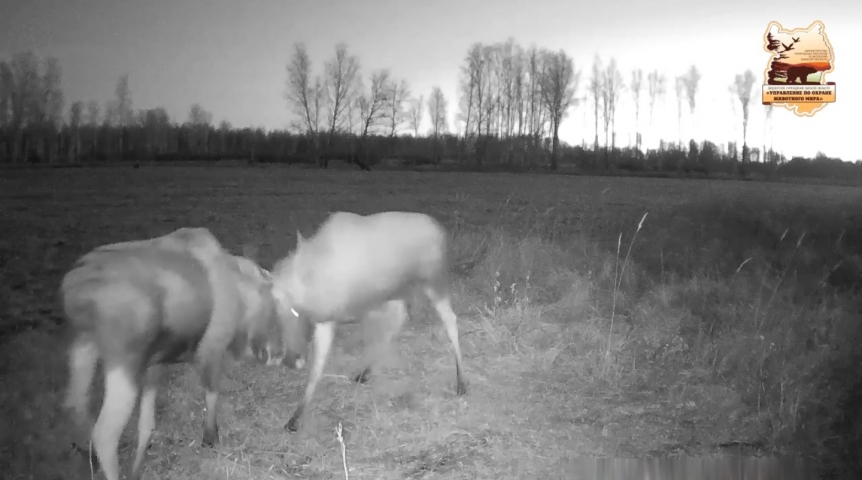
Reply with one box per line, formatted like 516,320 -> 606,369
1,45 -> 858,181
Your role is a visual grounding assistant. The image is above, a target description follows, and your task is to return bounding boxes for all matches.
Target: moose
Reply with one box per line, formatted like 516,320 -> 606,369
270,211 -> 468,433
61,227 -> 286,480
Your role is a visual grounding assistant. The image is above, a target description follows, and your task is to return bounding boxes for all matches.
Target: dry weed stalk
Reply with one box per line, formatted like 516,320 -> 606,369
336,422 -> 349,480
605,212 -> 648,375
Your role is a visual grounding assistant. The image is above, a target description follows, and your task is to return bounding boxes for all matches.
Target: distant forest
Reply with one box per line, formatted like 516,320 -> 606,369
0,42 -> 858,182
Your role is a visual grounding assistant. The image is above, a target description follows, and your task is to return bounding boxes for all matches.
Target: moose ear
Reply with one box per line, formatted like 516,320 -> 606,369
296,230 -> 305,248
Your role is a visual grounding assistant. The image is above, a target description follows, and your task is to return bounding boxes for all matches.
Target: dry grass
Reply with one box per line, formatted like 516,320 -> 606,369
2,165 -> 861,479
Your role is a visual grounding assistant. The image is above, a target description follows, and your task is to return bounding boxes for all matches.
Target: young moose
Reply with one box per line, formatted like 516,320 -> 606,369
270,211 -> 468,433
61,227 -> 284,480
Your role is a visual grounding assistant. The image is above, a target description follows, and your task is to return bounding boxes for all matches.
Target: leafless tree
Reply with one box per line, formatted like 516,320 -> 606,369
588,55 -> 603,153
600,58 -> 624,169
681,65 -> 701,145
495,38 -> 517,138
384,78 -> 410,137
407,95 -> 424,137
114,74 -> 133,127
479,44 -> 497,136
217,119 -> 232,154
85,101 -> 100,126
5,52 -> 38,162
68,101 -> 83,162
140,107 -> 171,157
512,46 -> 525,137
646,70 -> 666,150
286,43 -> 325,139
674,76 -> 684,148
104,100 -> 118,127
323,42 -> 361,167
187,103 -> 212,126
459,42 -> 485,137
187,103 -> 213,154
357,69 -> 390,138
2,53 -> 65,163
0,61 -> 10,134
112,73 -> 133,160
428,87 -> 448,138
729,69 -> 756,164
428,87 -> 448,167
23,57 -> 64,164
630,69 -> 643,155
538,49 -> 579,171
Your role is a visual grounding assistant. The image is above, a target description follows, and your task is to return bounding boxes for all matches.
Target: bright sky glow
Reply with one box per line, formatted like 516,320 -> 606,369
2,0 -> 859,160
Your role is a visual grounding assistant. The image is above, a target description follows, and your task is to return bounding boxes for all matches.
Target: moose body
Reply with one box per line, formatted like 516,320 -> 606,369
61,227 -> 283,480
271,211 -> 467,432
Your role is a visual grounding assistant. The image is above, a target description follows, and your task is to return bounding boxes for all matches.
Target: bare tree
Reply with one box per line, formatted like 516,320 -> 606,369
600,58 -> 624,169
68,101 -> 83,162
217,119 -> 232,154
38,58 -> 64,163
187,103 -> 212,125
479,44 -> 497,136
0,61 -> 11,160
84,100 -> 100,159
323,43 -> 361,167
729,69 -> 756,165
538,49 -> 579,171
428,87 -> 447,167
525,46 -> 548,142
85,101 -> 100,126
459,43 -> 485,138
6,52 -> 39,162
357,69 -> 390,138
0,61 -> 10,133
140,107 -> 171,157
674,76 -> 684,148
286,43 -> 324,139
407,95 -> 424,137
512,46 -> 526,137
646,70 -> 666,150
630,69 -> 643,155
384,78 -> 410,137
428,87 -> 448,137
113,73 -> 133,160
187,103 -> 213,154
588,55 -> 603,153
104,100 -> 118,127
2,53 -> 65,163
114,74 -> 133,127
681,65 -> 701,145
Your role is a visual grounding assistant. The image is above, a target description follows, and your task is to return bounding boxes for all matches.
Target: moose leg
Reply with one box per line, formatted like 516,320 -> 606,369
64,333 -> 100,465
286,321 -> 335,432
197,323 -> 233,447
426,290 -> 467,396
92,364 -> 140,480
355,300 -> 408,384
129,365 -> 162,480
198,356 -> 223,447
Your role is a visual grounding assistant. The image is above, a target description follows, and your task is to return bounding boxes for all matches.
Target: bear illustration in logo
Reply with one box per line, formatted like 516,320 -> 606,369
785,65 -> 818,84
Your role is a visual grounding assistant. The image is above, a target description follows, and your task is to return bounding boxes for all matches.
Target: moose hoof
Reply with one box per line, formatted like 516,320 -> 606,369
354,368 -> 372,384
456,381 -> 468,397
285,417 -> 300,433
202,428 -> 219,448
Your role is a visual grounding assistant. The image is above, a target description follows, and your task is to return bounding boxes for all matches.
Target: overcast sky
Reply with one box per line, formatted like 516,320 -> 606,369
2,0 -> 860,160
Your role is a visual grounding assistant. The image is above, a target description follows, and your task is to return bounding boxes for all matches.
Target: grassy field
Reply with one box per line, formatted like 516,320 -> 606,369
2,165 -> 861,479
